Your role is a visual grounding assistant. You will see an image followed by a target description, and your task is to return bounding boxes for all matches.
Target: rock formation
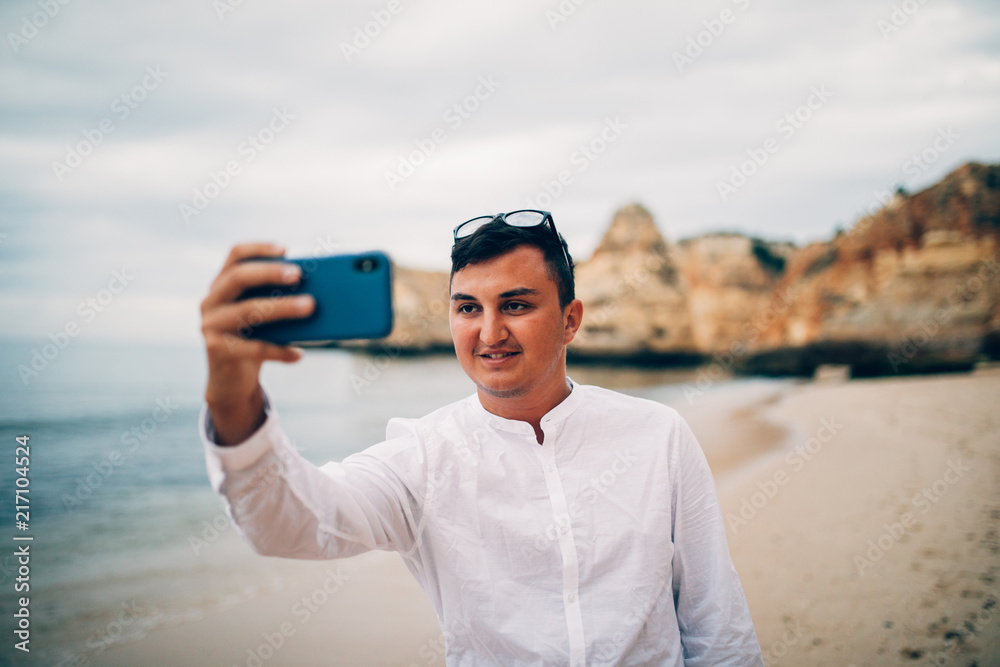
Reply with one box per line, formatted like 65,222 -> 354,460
347,161 -> 1000,376
745,162 -> 999,375
571,204 -> 697,361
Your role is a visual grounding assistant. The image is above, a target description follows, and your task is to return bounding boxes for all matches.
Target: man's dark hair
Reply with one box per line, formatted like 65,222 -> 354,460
450,220 -> 576,308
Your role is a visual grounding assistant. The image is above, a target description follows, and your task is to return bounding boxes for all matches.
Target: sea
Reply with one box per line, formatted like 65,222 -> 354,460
0,338 -> 786,665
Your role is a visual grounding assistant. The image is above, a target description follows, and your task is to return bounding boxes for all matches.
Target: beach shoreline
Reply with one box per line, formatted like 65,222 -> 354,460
721,368 -> 1000,665
97,369 -> 1000,666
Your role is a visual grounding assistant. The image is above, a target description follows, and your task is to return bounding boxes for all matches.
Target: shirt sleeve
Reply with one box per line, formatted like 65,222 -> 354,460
669,416 -> 764,666
199,387 -> 424,561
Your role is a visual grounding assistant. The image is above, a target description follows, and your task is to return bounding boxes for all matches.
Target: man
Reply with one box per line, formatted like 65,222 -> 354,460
199,210 -> 763,665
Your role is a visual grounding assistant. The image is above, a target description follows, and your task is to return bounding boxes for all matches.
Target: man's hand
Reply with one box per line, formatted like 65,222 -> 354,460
200,242 -> 314,445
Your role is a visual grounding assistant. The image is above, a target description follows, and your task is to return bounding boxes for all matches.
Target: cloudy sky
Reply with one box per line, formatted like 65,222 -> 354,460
2,0 -> 999,345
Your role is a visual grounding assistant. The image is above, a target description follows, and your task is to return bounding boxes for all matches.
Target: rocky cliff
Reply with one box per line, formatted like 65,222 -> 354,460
571,204 -> 697,361
744,162 -> 1000,375
351,162 -> 1000,376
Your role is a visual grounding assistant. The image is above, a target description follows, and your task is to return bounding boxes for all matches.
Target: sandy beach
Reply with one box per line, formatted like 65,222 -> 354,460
719,367 -> 1000,665
99,369 -> 1000,666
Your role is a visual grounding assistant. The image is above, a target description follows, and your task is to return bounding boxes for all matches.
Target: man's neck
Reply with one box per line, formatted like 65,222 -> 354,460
477,375 -> 572,445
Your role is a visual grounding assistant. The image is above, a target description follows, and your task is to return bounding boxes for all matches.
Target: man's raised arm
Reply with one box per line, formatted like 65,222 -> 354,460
199,242 -> 313,445
197,242 -> 420,561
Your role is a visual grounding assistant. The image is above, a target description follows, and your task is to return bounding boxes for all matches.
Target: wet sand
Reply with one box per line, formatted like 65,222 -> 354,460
720,368 -> 1000,665
100,370 -> 1000,665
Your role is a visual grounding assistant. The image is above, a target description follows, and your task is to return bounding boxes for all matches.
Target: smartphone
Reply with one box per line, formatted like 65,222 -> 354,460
237,251 -> 394,345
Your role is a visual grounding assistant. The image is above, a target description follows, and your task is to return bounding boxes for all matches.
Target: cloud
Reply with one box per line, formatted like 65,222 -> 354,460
1,0 -> 998,343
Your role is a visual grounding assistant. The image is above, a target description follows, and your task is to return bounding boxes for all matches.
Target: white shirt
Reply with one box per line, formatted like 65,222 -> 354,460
201,379 -> 763,666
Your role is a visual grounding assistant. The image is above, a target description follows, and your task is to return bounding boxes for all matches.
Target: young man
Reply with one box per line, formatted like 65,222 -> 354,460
199,211 -> 763,665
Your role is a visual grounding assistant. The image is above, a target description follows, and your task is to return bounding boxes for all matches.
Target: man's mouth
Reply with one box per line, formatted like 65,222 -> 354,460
479,351 -> 520,359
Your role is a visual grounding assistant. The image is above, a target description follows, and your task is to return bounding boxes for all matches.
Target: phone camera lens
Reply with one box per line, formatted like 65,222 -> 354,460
355,257 -> 378,273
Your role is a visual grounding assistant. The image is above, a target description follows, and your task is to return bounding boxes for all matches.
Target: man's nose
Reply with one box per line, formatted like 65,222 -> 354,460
479,309 -> 508,347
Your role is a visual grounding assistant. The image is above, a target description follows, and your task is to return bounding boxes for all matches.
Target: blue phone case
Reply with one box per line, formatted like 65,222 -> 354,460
237,252 -> 394,344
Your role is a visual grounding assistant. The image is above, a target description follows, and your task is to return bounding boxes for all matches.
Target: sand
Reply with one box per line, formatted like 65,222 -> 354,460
100,369 -> 1000,666
719,367 -> 1000,665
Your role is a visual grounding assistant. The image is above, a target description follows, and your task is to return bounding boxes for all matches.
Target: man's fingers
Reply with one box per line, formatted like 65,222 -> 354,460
203,260 -> 302,312
212,333 -> 303,363
221,242 -> 286,272
274,346 -> 305,364
202,243 -> 312,368
202,242 -> 289,310
203,294 -> 315,338
244,337 -> 304,364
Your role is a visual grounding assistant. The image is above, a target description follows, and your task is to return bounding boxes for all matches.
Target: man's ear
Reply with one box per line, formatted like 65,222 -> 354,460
563,299 -> 583,344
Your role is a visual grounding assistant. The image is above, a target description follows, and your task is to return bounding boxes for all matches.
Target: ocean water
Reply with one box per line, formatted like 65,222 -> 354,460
0,338 -> 782,665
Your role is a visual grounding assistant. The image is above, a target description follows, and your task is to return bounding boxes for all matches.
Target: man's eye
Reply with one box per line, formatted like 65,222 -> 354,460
505,302 -> 527,312
457,304 -> 478,314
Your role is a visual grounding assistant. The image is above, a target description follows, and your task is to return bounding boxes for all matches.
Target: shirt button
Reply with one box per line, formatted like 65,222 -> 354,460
567,593 -> 576,603
546,464 -> 554,473
559,525 -> 568,535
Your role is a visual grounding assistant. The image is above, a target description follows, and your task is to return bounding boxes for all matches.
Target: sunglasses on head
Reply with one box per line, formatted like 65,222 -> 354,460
453,210 -> 571,269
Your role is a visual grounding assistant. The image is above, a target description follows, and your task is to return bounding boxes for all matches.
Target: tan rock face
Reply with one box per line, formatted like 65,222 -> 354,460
573,204 -> 694,357
762,162 -> 1000,373
388,267 -> 453,350
589,203 -> 670,258
672,234 -> 791,354
358,162 -> 1000,375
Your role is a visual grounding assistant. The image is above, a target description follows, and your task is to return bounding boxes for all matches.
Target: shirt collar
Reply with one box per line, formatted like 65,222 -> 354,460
469,377 -> 582,436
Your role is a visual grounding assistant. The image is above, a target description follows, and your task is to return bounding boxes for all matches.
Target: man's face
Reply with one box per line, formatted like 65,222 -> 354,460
450,244 -> 581,401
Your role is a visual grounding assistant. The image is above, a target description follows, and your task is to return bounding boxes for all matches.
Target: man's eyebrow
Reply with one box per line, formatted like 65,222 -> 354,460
500,287 -> 540,299
451,287 -> 541,302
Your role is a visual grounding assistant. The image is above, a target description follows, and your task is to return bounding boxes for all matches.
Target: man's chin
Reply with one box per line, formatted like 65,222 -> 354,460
475,378 -> 528,400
